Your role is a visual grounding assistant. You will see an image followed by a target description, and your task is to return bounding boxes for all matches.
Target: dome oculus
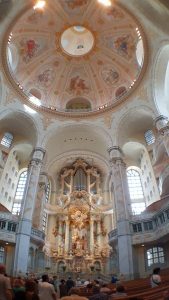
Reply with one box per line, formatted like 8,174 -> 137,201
60,26 -> 95,57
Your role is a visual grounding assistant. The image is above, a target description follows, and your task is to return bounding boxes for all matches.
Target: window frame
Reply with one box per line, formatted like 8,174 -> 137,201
1,132 -> 13,148
146,246 -> 165,267
144,130 -> 155,145
12,169 -> 28,215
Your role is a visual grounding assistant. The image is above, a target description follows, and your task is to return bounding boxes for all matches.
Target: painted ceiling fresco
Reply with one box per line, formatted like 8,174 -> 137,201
6,0 -> 145,114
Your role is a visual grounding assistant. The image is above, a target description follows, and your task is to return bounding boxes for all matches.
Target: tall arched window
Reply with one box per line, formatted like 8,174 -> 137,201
1,132 -> 13,148
12,170 -> 27,215
127,168 -> 145,215
42,181 -> 50,232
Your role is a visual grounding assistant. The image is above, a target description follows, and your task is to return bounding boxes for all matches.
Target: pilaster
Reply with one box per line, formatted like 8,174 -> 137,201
108,146 -> 133,279
13,147 -> 45,276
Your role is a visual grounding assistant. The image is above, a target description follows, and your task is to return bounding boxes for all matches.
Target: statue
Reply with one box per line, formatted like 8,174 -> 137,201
94,243 -> 100,256
58,244 -> 64,256
52,226 -> 58,237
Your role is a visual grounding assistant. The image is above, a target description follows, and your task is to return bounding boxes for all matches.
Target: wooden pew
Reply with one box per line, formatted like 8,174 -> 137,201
108,284 -> 169,300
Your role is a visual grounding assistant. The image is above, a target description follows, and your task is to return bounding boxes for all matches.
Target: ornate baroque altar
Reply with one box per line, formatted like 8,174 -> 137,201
45,159 -> 111,274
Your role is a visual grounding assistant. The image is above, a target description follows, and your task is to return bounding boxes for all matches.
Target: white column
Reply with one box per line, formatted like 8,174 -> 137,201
90,218 -> 94,255
96,175 -> 100,194
87,170 -> 90,193
33,172 -> 48,231
70,170 -> 73,193
108,146 -> 133,279
97,220 -> 102,247
13,147 -> 45,276
57,220 -> 63,252
64,218 -> 70,255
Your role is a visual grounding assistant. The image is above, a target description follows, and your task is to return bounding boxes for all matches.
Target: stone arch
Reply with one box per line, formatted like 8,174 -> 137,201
7,43 -> 19,72
153,44 -> 169,118
0,109 -> 39,147
43,123 -> 112,167
117,106 -> 156,148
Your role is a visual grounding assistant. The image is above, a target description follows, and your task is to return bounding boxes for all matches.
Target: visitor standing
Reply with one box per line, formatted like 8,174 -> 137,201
38,274 -> 57,300
66,277 -> 75,293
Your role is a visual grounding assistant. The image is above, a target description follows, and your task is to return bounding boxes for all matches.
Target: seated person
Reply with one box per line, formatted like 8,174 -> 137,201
150,267 -> 161,288
89,286 -> 109,300
61,287 -> 88,300
100,284 -> 111,294
110,285 -> 127,298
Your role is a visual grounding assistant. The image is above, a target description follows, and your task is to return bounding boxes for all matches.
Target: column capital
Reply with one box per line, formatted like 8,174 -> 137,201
32,147 -> 46,161
39,172 -> 48,188
154,115 -> 169,131
108,146 -> 125,165
108,146 -> 123,157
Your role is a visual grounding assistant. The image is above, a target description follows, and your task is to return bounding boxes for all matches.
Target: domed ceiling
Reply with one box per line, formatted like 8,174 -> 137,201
5,0 -> 145,116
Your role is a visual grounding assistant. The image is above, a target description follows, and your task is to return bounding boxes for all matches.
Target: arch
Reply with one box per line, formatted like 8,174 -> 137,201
43,123 -> 112,165
0,109 -> 39,146
7,43 -> 19,72
66,97 -> 92,110
123,141 -> 160,207
154,44 -> 169,118
47,150 -> 109,179
117,106 -> 156,148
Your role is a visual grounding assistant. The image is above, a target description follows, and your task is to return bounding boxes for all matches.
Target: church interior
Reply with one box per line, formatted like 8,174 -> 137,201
0,0 -> 169,280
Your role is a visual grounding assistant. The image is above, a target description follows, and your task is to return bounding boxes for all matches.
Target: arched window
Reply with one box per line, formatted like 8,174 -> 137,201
147,246 -> 164,267
42,181 -> 50,232
127,168 -> 145,215
12,170 -> 27,215
1,132 -> 13,148
144,130 -> 155,145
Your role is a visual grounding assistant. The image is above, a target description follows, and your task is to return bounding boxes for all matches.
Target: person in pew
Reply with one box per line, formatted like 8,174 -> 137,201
89,286 -> 109,300
110,285 -> 127,298
61,287 -> 88,300
100,284 -> 111,294
150,267 -> 161,288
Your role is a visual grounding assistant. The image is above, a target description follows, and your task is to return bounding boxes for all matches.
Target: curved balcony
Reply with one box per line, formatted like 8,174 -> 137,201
0,213 -> 45,245
31,228 -> 45,245
108,197 -> 169,246
0,212 -> 18,243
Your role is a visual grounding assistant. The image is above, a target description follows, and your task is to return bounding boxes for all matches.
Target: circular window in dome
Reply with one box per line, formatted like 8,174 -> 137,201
60,25 -> 95,57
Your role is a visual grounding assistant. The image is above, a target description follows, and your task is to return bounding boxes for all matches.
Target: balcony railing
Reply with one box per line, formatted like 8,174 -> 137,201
108,199 -> 169,245
31,228 -> 45,244
0,214 -> 45,244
